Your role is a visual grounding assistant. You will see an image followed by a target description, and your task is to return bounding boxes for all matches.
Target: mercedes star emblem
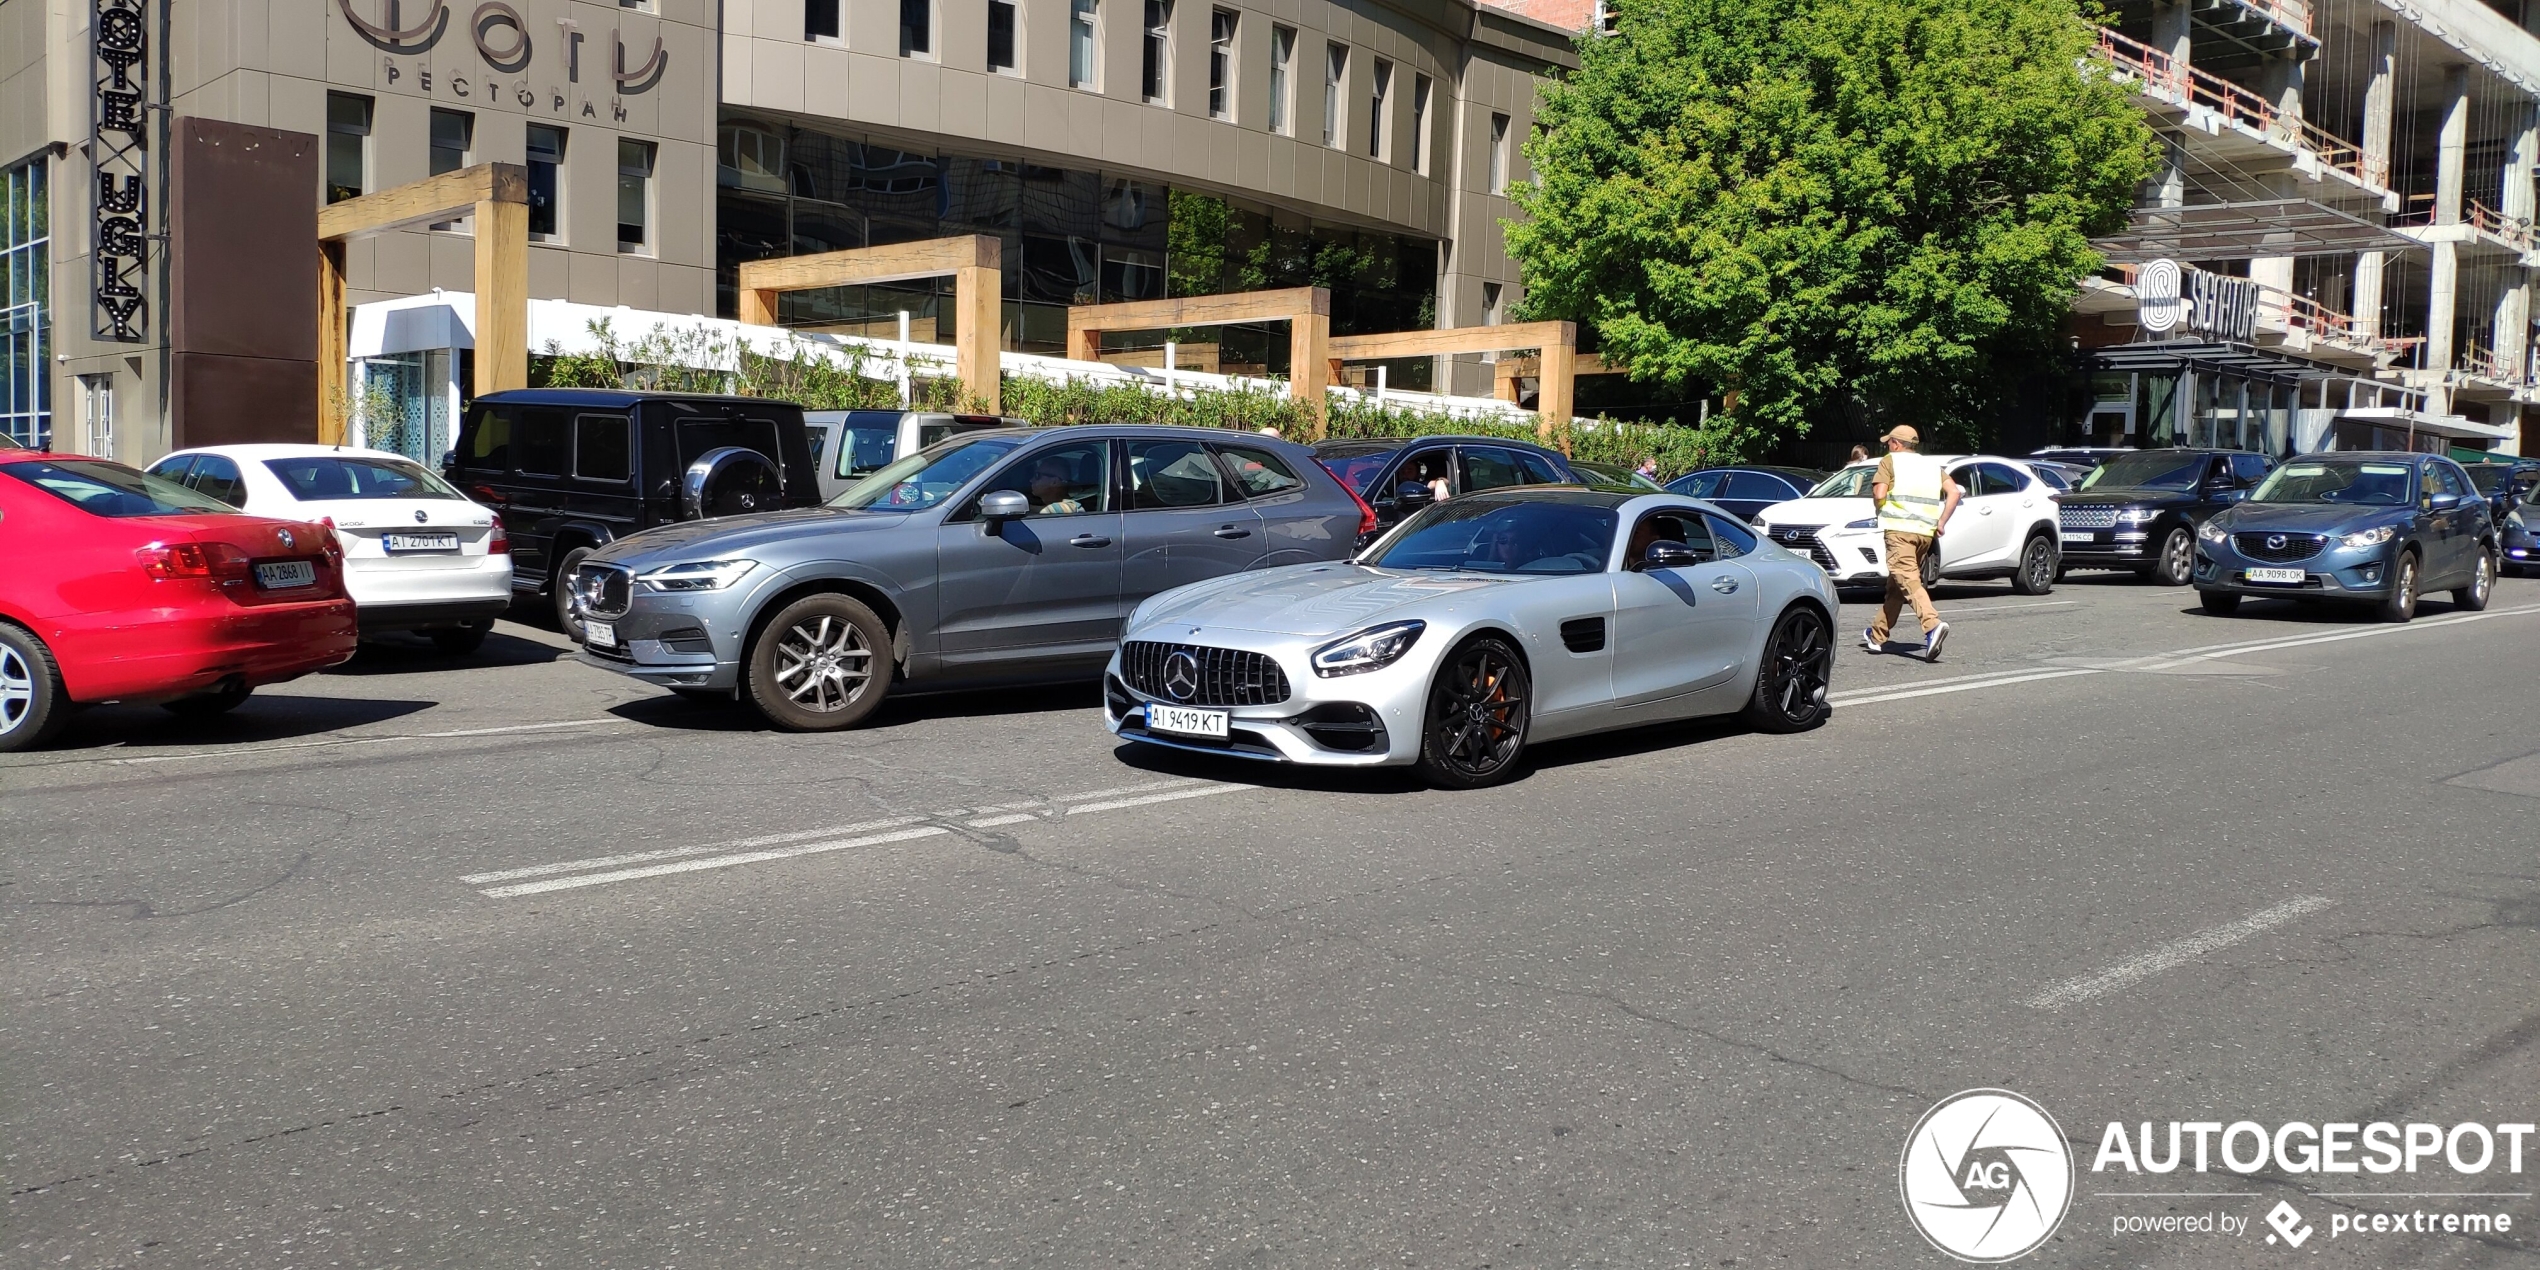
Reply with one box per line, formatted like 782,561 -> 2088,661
277,528 -> 296,550
2266,534 -> 2287,550
1162,650 -> 1201,702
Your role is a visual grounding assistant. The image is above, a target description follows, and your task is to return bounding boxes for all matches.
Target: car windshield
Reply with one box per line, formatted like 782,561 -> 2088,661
2080,451 -> 2209,491
829,436 -> 1022,511
1315,448 -> 1397,497
264,455 -> 463,500
2249,459 -> 2416,505
1365,499 -> 1618,574
4,458 -> 239,517
1807,466 -> 1878,498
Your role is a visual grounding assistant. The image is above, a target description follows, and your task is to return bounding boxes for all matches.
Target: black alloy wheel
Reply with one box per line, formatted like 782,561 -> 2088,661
1745,606 -> 1833,733
2010,534 -> 2058,595
2454,548 -> 2494,612
553,546 -> 595,640
2377,551 -> 2418,624
746,592 -> 896,731
1415,636 -> 1531,789
2150,527 -> 2194,586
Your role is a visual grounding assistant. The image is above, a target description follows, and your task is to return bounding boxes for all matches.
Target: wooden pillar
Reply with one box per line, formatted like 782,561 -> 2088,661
955,264 -> 1001,412
738,286 -> 778,326
1493,360 -> 1524,403
317,240 -> 349,444
1291,311 -> 1331,439
1537,330 -> 1577,453
473,197 -> 529,394
1066,324 -> 1101,362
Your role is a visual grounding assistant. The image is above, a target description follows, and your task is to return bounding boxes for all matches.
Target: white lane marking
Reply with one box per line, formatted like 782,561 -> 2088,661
1052,777 -> 1198,802
1831,668 -> 2103,707
1912,600 -> 2077,616
2026,896 -> 2336,1010
481,825 -> 955,898
1066,784 -> 1247,814
106,717 -> 636,765
467,779 -> 1238,896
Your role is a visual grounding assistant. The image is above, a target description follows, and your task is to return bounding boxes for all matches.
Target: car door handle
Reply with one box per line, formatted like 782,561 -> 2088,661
1711,575 -> 1739,594
1976,505 -> 1996,514
1212,525 -> 1252,539
1069,533 -> 1112,548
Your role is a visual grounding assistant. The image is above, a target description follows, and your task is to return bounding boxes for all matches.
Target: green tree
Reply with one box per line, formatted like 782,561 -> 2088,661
1508,0 -> 2155,451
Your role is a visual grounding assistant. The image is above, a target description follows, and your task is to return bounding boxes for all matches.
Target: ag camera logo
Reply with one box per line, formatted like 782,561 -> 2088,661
1901,1089 -> 2075,1262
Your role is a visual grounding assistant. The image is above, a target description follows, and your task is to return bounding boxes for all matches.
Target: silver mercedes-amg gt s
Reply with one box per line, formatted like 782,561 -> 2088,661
1103,487 -> 1841,787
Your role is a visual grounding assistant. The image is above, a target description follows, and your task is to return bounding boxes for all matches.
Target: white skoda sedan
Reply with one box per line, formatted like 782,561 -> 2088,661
145,444 -> 513,653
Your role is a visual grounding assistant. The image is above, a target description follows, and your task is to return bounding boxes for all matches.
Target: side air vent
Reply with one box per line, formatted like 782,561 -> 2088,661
1560,617 -> 1606,653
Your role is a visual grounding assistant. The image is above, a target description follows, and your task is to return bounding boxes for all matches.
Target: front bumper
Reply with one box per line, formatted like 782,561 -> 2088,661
2053,527 -> 2161,567
1100,639 -> 1425,767
1763,525 -> 1888,584
571,585 -> 748,692
2192,538 -> 2398,599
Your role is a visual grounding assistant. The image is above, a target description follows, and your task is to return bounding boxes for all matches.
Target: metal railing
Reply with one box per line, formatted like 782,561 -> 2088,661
2469,199 -> 2537,252
2091,26 -> 2379,190
2459,342 -> 2534,388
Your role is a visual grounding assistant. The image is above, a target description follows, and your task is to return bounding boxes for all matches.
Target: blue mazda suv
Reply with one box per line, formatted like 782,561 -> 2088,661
2192,452 -> 2498,622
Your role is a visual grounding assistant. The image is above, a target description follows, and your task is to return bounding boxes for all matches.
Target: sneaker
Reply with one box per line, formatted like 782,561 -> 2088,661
1861,626 -> 1881,654
1922,622 -> 1950,662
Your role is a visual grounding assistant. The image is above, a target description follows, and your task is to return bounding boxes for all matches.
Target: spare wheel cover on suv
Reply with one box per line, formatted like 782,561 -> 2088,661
683,447 -> 785,519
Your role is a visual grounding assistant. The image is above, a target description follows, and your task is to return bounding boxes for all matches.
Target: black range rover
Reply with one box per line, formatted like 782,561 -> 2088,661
2054,448 -> 2275,585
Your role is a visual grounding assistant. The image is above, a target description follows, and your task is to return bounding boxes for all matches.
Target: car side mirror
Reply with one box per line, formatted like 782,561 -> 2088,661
1394,481 -> 1434,509
1643,540 -> 1701,570
2428,492 -> 2463,512
978,490 -> 1030,524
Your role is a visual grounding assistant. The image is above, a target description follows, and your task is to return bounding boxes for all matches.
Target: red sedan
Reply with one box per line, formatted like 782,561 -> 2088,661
0,452 -> 358,751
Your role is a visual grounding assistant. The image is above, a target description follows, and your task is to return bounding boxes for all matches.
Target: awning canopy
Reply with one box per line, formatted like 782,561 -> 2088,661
2333,406 -> 2514,441
2086,339 -> 2367,380
2094,199 -> 2421,263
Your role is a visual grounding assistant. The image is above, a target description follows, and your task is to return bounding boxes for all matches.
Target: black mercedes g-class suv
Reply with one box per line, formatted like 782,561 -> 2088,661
2053,448 -> 2275,585
444,389 -> 821,637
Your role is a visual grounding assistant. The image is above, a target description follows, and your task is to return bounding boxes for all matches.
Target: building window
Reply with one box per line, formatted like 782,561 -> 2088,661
1268,26 -> 1294,135
1208,10 -> 1235,120
988,0 -> 1018,70
900,0 -> 931,57
325,92 -> 372,203
617,138 -> 654,252
1488,111 -> 1509,193
1410,74 -> 1431,173
1593,0 -> 1615,33
805,0 -> 840,42
527,125 -> 565,239
1070,0 -> 1099,88
428,109 -> 474,230
2,158 -> 49,449
1323,43 -> 1346,148
1141,0 -> 1172,104
77,375 -> 111,457
1481,281 -> 1501,325
1369,59 -> 1391,160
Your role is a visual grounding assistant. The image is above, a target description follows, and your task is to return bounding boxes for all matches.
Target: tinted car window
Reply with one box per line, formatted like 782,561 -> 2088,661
1371,499 -> 1617,574
265,455 -> 463,500
147,455 -> 199,487
834,436 -> 1020,511
575,414 -> 632,482
462,408 -> 512,469
979,441 -> 1109,516
1126,439 -> 1224,508
1723,471 -> 1795,502
1670,470 -> 1728,498
4,459 -> 238,517
1214,444 -> 1304,497
1514,449 -> 1565,485
1462,447 -> 1530,493
2031,466 -> 2074,491
2229,453 -> 2273,485
513,408 -> 570,475
189,455 -> 248,507
1708,514 -> 1757,558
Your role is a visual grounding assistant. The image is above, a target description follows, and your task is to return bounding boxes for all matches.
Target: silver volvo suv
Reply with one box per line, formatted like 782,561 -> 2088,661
572,425 -> 1371,730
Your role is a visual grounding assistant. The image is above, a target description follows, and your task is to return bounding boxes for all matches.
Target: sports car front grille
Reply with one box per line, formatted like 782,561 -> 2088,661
574,563 -> 632,619
2233,532 -> 2328,563
2059,506 -> 2120,530
1120,641 -> 1292,707
1769,525 -> 1838,572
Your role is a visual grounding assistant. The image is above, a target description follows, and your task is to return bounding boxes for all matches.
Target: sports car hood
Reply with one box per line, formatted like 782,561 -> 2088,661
2211,503 -> 2409,536
1134,563 -> 1522,636
1754,496 -> 1869,528
596,507 -> 910,566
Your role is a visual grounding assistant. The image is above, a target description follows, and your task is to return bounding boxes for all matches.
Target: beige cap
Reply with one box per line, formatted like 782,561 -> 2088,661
1881,425 -> 1920,446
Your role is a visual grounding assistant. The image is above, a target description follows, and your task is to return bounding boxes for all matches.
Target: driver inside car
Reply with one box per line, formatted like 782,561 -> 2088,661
1030,456 -> 1087,514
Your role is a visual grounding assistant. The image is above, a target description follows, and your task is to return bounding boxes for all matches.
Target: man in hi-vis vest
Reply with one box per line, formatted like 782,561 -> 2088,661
1864,426 -> 1962,660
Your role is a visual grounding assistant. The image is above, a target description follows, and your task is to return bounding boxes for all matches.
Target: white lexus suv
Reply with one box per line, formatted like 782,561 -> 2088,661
1750,456 -> 2063,595
145,444 -> 513,653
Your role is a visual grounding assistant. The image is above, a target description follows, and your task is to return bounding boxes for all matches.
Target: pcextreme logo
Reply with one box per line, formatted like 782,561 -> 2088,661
1900,1089 -> 2075,1263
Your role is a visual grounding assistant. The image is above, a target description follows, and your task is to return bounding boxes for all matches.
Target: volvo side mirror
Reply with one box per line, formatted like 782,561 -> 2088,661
978,490 -> 1031,524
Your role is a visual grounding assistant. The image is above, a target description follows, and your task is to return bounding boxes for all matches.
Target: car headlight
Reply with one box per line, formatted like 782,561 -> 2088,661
2116,508 -> 2161,525
1311,620 -> 1426,677
2340,525 -> 2395,550
1844,518 -> 1876,530
2197,520 -> 2227,544
637,559 -> 758,592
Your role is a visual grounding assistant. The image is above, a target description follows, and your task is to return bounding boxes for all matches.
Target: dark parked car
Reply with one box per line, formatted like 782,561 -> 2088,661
2461,458 -> 2540,524
2193,453 -> 2498,622
1664,466 -> 1829,523
445,390 -> 822,637
2053,448 -> 2275,585
2503,506 -> 2537,576
1566,459 -> 1666,492
1312,435 -> 1580,537
572,425 -> 1374,730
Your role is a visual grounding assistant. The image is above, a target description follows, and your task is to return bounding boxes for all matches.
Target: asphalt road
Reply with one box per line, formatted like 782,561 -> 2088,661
7,569 -> 2539,1267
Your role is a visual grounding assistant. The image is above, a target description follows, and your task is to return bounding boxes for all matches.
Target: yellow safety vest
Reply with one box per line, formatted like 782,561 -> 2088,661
1877,452 -> 1945,536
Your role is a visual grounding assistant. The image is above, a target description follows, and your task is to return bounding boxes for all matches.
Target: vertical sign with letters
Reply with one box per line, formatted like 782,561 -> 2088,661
91,0 -> 150,342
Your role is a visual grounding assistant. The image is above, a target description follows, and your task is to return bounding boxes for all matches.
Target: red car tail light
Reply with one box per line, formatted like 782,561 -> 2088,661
136,541 -> 252,580
1334,472 -> 1380,539
488,513 -> 509,555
